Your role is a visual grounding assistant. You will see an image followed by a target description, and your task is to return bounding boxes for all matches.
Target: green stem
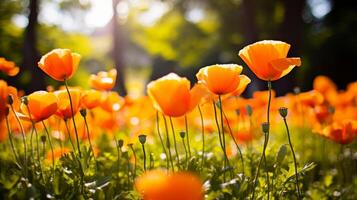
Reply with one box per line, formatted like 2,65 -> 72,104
141,144 -> 147,172
82,115 -> 98,169
156,112 -> 168,170
223,110 -> 244,175
184,115 -> 191,157
64,79 -> 81,158
129,144 -> 137,179
251,131 -> 269,200
64,119 -> 76,154
10,104 -> 28,178
162,115 -> 175,171
5,113 -> 21,168
169,117 -> 180,167
282,117 -> 301,199
198,105 -> 205,171
181,136 -> 188,169
42,121 -> 55,174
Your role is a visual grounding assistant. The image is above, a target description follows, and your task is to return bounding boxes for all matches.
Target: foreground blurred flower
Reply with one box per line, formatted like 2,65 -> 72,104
135,170 -> 203,200
239,40 -> 301,81
38,49 -> 81,81
196,64 -> 246,95
54,89 -> 81,119
19,91 -> 58,122
89,69 -> 117,91
147,73 -> 206,117
0,57 -> 19,76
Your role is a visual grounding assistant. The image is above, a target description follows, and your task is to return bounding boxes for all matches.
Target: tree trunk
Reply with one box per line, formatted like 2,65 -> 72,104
275,0 -> 306,95
112,0 -> 127,96
22,0 -> 46,92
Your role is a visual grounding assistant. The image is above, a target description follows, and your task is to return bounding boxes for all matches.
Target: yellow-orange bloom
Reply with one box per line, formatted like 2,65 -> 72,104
196,64 -> 244,95
321,120 -> 357,144
19,91 -> 58,122
89,69 -> 117,91
81,90 -> 102,109
135,170 -> 203,200
239,40 -> 301,81
0,57 -> 19,76
147,73 -> 205,117
54,89 -> 81,119
38,49 -> 81,81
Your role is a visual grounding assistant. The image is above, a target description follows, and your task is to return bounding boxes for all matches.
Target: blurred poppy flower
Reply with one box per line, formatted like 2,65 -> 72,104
147,73 -> 206,117
46,147 -> 71,162
239,40 -> 301,81
321,120 -> 357,144
0,57 -> 19,76
81,90 -> 102,109
54,89 -> 81,119
100,91 -> 125,112
298,90 -> 324,107
89,69 -> 117,91
19,91 -> 58,122
135,170 -> 203,200
196,64 -> 244,95
38,49 -> 81,81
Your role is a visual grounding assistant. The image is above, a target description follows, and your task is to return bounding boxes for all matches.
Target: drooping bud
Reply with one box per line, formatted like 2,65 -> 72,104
138,134 -> 147,145
118,139 -> 124,148
80,108 -> 87,117
261,122 -> 269,134
179,131 -> 186,139
41,135 -> 47,143
21,96 -> 28,105
7,94 -> 14,105
278,107 -> 288,118
246,105 -> 253,116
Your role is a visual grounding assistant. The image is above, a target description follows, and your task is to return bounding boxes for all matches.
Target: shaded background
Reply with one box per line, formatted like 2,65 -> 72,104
0,0 -> 356,97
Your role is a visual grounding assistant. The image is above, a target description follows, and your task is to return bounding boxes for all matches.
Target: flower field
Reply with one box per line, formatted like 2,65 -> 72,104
0,40 -> 357,199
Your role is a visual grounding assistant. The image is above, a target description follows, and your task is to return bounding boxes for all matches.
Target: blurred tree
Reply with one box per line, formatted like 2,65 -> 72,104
112,0 -> 127,96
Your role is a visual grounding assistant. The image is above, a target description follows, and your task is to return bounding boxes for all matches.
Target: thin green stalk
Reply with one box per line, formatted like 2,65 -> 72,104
162,115 -> 175,171
82,114 -> 98,169
169,117 -> 180,167
10,104 -> 28,178
42,121 -> 55,175
282,117 -> 301,199
184,115 -> 191,157
156,112 -> 169,170
5,113 -> 21,168
198,105 -> 205,170
181,133 -> 189,169
223,110 -> 244,175
129,144 -> 137,179
64,119 -> 76,154
251,131 -> 269,200
114,136 -> 121,173
141,144 -> 147,172
212,100 -> 228,180
64,79 -> 81,157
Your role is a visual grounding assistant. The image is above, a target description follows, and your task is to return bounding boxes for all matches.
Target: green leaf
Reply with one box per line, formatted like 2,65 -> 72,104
276,144 -> 287,165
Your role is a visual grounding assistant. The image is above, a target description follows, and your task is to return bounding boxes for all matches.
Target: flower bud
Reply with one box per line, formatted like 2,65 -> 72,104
235,109 -> 240,116
328,106 -> 335,114
80,108 -> 87,117
138,134 -> 147,145
41,135 -> 47,143
118,139 -> 124,148
293,87 -> 301,94
246,105 -> 253,116
261,122 -> 269,134
21,96 -> 28,105
7,94 -> 14,105
278,107 -> 288,118
179,131 -> 186,138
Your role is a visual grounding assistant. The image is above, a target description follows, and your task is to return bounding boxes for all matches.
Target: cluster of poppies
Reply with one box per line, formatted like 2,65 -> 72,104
1,40 -> 356,199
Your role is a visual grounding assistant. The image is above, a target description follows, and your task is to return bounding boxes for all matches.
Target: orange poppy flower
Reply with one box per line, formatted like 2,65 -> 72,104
321,120 -> 357,144
46,147 -> 71,162
89,69 -> 117,91
81,90 -> 102,109
239,40 -> 301,81
19,91 -> 58,122
196,64 -> 244,95
298,90 -> 324,107
135,170 -> 203,200
54,89 -> 81,119
0,57 -> 19,76
100,91 -> 125,112
38,49 -> 81,81
147,73 -> 206,117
